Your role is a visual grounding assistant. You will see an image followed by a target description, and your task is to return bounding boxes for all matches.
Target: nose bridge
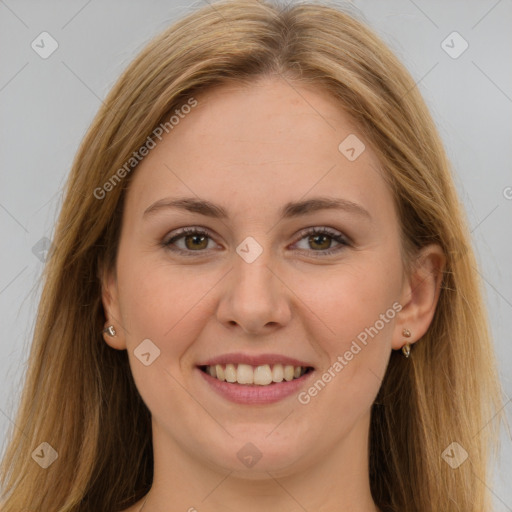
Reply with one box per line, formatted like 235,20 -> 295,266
216,241 -> 292,332
234,252 -> 274,298
233,248 -> 279,309
233,234 -> 276,293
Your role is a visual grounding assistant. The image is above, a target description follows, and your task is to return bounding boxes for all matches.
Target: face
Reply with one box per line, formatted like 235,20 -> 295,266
102,76 -> 416,478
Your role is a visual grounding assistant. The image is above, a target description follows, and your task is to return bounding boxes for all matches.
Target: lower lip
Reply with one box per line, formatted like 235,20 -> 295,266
197,368 -> 315,405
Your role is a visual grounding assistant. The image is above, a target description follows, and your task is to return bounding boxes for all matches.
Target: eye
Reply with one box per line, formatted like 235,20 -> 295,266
162,227 -> 219,255
162,226 -> 350,257
292,227 -> 349,256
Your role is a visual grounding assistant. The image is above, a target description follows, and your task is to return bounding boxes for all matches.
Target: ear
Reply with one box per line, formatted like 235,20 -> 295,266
100,263 -> 127,350
392,244 -> 446,351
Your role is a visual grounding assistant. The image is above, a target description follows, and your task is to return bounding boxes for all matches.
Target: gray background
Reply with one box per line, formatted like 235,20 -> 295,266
0,0 -> 511,508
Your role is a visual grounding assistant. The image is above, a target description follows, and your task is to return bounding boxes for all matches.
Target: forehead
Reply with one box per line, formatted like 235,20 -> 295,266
124,77 -> 393,222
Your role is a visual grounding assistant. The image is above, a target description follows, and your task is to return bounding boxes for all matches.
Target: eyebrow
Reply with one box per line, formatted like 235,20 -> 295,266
143,196 -> 371,220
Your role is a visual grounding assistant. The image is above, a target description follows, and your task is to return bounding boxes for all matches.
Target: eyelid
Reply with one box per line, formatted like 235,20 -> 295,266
290,226 -> 350,256
163,226 -> 219,249
293,225 -> 349,243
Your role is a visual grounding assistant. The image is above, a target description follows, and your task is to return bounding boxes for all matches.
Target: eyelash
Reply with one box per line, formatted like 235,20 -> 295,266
162,226 -> 350,258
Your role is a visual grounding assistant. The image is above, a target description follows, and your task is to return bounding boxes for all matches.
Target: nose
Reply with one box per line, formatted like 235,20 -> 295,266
215,250 -> 292,335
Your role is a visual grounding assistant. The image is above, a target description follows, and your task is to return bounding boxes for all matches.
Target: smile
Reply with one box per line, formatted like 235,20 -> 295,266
199,363 -> 313,386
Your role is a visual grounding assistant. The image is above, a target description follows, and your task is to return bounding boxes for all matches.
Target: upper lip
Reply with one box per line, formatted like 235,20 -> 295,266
197,352 -> 314,368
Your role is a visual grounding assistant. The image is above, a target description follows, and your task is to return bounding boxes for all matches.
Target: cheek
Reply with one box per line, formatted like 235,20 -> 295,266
293,273 -> 396,430
117,254 -> 220,358
115,257 -> 217,414
292,256 -> 401,411
297,257 -> 402,349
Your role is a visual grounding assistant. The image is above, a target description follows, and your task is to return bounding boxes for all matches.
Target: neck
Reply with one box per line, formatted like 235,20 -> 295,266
143,412 -> 379,512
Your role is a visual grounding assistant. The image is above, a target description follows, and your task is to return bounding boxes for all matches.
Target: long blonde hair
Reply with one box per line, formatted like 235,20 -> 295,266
0,1 -> 504,510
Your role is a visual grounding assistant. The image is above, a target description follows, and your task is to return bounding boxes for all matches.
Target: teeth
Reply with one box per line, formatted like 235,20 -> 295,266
254,365 -> 272,385
225,363 -> 237,383
237,364 -> 254,385
215,364 -> 225,381
284,365 -> 295,381
203,363 -> 309,386
272,364 -> 284,383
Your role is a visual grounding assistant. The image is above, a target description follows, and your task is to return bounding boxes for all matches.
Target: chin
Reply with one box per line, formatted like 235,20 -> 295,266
201,431 -> 310,477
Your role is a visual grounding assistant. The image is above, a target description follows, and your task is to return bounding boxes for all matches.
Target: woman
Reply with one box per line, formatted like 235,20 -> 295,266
0,1 -> 504,511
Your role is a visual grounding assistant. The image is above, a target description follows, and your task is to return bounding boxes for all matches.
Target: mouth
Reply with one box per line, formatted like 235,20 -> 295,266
196,353 -> 316,404
198,363 -> 314,386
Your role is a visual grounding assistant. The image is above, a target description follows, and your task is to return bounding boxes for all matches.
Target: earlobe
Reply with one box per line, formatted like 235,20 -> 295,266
392,244 -> 446,351
100,265 -> 127,350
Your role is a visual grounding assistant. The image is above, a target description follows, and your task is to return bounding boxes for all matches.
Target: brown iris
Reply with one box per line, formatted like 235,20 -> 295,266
309,234 -> 332,250
184,234 -> 209,250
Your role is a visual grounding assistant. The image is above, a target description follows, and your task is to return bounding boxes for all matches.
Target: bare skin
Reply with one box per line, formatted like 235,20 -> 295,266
102,76 -> 444,512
